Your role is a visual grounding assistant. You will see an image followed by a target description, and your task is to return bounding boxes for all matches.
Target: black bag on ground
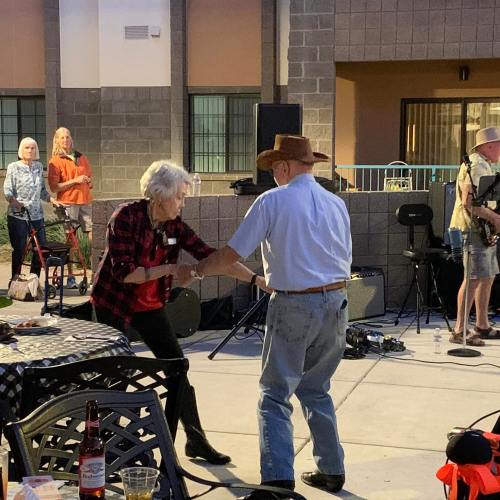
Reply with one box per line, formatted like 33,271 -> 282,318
199,296 -> 235,330
230,178 -> 272,195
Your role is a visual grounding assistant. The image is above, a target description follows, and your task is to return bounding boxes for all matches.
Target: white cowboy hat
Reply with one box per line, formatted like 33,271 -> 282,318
472,127 -> 500,150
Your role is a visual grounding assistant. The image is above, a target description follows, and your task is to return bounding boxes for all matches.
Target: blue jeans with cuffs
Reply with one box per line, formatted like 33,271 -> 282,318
258,288 -> 347,482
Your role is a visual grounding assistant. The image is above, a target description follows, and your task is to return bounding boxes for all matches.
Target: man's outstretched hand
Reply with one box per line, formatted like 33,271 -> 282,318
256,275 -> 273,294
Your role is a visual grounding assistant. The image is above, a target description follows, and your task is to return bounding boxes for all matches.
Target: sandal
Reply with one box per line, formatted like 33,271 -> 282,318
474,326 -> 500,340
449,331 -> 485,346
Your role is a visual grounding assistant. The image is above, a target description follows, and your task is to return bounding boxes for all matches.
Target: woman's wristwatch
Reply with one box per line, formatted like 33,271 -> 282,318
190,265 -> 204,280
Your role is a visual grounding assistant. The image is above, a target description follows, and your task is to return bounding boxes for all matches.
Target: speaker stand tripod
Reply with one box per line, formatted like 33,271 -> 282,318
394,258 -> 451,334
208,293 -> 269,360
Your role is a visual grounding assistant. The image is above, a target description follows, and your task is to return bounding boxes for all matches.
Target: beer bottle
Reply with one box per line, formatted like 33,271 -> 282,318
79,400 -> 105,499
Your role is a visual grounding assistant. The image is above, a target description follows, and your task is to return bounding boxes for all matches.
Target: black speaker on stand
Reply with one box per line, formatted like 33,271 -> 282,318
253,103 -> 302,187
428,181 -> 460,318
428,181 -> 456,245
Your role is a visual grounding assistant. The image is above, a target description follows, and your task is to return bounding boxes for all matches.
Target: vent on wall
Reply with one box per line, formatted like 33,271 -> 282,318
124,25 -> 149,40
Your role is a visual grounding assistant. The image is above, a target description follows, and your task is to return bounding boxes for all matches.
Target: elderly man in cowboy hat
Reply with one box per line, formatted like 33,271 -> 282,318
450,126 -> 500,345
180,135 -> 352,498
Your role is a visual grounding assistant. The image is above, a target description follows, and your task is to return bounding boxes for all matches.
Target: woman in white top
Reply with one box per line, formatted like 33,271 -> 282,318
3,137 -> 58,281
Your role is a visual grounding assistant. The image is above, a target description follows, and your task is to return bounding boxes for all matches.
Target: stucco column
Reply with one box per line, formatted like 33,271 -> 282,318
43,0 -> 61,158
170,0 -> 189,168
261,0 -> 277,103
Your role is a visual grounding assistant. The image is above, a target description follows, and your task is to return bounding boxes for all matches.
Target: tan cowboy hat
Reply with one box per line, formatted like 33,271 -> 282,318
472,127 -> 500,150
256,135 -> 329,170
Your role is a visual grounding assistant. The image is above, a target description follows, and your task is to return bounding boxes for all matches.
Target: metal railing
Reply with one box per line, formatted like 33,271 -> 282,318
333,162 -> 459,192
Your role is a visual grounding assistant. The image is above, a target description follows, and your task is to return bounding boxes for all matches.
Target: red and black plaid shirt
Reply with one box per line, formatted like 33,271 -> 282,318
91,199 -> 214,329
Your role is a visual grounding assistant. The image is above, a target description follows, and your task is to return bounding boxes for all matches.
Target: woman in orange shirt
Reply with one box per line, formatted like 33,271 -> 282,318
48,127 -> 93,289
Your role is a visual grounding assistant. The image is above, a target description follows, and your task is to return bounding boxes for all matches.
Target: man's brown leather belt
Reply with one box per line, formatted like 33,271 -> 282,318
278,281 -> 346,295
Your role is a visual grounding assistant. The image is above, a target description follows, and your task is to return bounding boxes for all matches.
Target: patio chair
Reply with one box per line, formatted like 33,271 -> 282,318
5,389 -> 305,499
19,356 -> 189,441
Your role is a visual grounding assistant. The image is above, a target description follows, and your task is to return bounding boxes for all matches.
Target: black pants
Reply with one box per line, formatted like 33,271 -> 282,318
94,306 -> 183,359
7,216 -> 46,279
94,305 -> 206,442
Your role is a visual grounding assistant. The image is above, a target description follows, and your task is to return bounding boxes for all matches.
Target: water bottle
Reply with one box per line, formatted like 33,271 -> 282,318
433,327 -> 442,354
192,173 -> 201,196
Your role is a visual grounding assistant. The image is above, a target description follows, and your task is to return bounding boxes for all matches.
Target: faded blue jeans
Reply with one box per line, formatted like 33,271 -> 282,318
258,288 -> 347,482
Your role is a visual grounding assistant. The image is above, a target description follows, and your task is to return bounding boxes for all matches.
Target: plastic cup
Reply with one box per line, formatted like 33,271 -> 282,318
119,467 -> 159,500
0,446 -> 8,499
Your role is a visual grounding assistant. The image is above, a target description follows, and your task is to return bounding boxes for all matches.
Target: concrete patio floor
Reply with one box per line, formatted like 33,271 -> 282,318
1,267 -> 500,499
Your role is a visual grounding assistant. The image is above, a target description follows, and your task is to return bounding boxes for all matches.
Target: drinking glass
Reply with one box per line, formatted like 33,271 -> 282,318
119,467 -> 159,500
0,446 -> 8,499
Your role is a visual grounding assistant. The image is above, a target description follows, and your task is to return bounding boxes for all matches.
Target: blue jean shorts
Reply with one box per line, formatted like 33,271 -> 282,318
463,231 -> 499,279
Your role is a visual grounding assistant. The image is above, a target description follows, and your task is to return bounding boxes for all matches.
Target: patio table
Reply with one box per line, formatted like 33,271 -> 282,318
0,316 -> 133,417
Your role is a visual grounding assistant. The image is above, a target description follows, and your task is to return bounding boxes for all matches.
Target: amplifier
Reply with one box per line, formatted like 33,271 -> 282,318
429,181 -> 456,244
347,267 -> 385,321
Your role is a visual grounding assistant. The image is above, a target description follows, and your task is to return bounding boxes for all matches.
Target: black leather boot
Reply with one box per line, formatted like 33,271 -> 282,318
181,384 -> 231,465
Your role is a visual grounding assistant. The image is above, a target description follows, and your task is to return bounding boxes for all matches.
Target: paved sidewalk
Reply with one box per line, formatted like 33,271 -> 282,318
1,260 -> 499,499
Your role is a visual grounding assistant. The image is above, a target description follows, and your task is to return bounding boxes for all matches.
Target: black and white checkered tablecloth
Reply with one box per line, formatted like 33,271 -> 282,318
0,317 -> 133,416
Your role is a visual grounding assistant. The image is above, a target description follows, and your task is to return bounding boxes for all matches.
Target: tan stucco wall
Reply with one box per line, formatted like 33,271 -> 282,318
0,0 -> 45,88
187,0 -> 261,86
335,60 -> 500,166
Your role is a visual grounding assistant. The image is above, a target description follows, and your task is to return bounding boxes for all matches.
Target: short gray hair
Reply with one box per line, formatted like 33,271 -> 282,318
140,160 -> 191,200
18,137 -> 40,160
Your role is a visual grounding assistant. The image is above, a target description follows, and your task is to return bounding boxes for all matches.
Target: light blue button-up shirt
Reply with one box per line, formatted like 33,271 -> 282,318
228,173 -> 352,291
4,160 -> 51,221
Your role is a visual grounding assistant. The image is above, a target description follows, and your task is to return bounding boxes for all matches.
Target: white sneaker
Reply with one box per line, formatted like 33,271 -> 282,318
66,276 -> 78,289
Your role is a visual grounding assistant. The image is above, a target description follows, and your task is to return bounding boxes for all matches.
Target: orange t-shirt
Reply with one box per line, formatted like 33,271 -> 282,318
48,152 -> 93,204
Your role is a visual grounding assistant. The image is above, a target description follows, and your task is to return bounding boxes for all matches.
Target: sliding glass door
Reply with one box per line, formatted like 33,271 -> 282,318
402,98 -> 500,166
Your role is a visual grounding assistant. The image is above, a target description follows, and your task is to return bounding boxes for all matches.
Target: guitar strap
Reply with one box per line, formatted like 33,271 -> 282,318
463,155 -> 479,202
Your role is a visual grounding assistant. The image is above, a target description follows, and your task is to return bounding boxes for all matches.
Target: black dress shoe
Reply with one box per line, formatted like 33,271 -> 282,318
301,470 -> 345,492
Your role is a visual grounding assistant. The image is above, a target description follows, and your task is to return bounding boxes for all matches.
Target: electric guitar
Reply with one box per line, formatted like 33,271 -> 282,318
463,154 -> 500,247
474,206 -> 500,247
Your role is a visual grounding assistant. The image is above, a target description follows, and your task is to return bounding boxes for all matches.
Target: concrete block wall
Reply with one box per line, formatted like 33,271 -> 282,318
332,0 -> 500,61
288,0 -> 336,175
92,190 -> 433,311
347,190 -> 429,309
57,87 -> 171,200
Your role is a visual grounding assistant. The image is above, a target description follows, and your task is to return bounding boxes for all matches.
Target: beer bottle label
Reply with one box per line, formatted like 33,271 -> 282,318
79,455 -> 105,491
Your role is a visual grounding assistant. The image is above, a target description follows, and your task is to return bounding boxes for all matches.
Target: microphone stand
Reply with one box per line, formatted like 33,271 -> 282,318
448,155 -> 483,357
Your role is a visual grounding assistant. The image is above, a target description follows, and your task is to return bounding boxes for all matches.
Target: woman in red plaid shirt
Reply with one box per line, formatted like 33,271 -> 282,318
91,160 -> 262,465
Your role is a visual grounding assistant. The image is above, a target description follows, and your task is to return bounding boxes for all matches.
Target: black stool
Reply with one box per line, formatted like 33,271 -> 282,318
394,203 -> 452,334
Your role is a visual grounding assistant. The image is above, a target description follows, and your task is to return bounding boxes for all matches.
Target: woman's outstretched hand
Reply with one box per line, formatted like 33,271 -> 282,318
175,264 -> 196,287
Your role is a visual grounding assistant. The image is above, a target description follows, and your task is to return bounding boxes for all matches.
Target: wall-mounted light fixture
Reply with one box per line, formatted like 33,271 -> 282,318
459,65 -> 469,81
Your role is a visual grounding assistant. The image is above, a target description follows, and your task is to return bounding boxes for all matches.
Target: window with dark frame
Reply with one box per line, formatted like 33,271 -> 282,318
190,94 -> 260,173
402,98 -> 500,166
0,96 -> 46,169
